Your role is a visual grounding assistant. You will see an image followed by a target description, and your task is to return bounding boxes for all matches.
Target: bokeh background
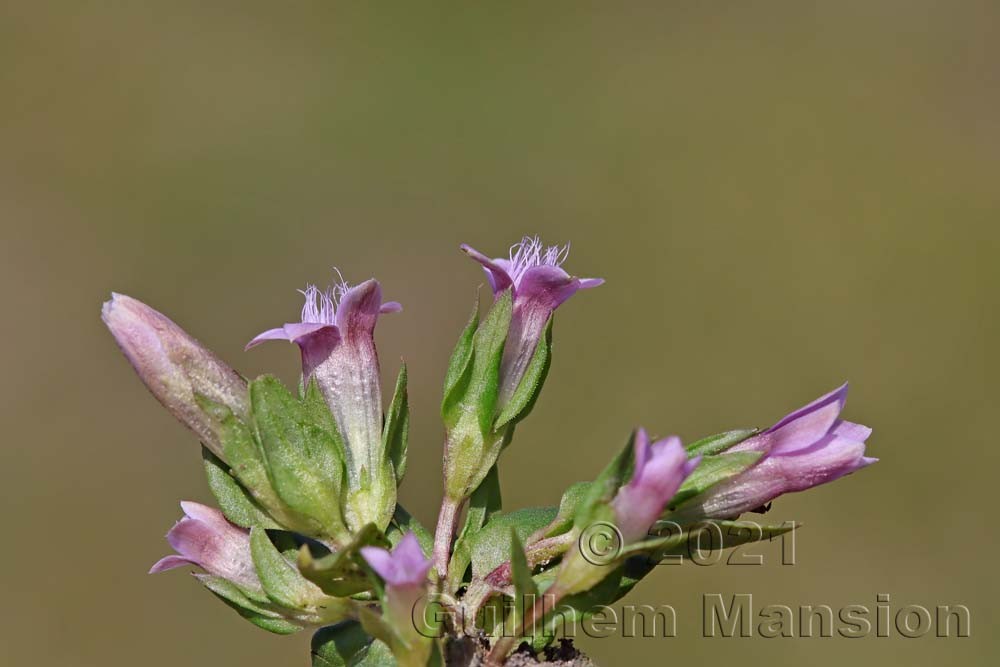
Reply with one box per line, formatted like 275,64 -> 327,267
2,2 -> 997,665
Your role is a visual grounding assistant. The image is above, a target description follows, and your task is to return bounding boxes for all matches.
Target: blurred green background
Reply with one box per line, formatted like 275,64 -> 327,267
2,2 -> 996,665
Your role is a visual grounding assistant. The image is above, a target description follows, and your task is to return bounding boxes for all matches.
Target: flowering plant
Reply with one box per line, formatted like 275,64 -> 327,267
103,236 -> 874,666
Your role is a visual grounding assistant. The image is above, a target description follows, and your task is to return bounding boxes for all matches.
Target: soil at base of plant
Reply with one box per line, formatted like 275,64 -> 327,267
445,635 -> 597,666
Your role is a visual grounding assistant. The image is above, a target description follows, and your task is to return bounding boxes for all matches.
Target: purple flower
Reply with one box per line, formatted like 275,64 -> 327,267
102,293 -> 248,459
360,532 -> 432,589
611,430 -> 700,543
150,502 -> 260,592
461,236 -> 602,407
360,533 -> 435,662
247,276 -> 400,527
675,384 -> 876,521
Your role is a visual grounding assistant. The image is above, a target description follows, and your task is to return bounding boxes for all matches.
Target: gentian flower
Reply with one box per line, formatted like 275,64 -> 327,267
150,501 -> 260,592
247,276 -> 401,530
611,430 -> 701,543
462,236 -> 602,407
102,293 -> 248,459
361,533 -> 435,663
548,430 -> 698,602
360,532 -> 433,590
671,384 -> 876,521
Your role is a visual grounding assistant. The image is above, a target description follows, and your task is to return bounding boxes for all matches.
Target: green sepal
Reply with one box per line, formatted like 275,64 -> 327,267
202,447 -> 280,530
441,298 -> 480,428
443,291 -> 513,500
466,289 -> 512,434
311,621 -> 376,667
299,523 -> 389,598
668,451 -> 763,508
469,507 -> 558,580
493,316 -> 553,430
383,364 -> 409,485
250,527 -> 326,610
573,433 -> 636,531
250,376 -> 349,542
302,378 -> 346,446
507,529 -> 539,639
685,428 -> 758,457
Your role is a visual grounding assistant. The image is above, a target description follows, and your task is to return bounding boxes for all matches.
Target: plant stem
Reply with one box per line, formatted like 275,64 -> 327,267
433,496 -> 461,578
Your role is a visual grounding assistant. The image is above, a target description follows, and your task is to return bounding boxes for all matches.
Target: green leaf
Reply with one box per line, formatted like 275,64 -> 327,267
299,523 -> 389,598
461,464 -> 502,538
538,481 -> 592,540
441,299 -> 479,428
383,364 -> 409,484
669,451 -> 763,508
200,575 -> 303,635
470,507 -> 558,580
202,447 -> 280,529
387,505 -> 434,555
507,529 -> 539,638
199,575 -> 275,613
311,622 -> 374,667
250,527 -> 324,609
494,316 -> 553,429
196,394 -> 288,521
685,428 -> 758,457
356,640 -> 397,666
238,611 -> 303,635
250,376 -> 348,540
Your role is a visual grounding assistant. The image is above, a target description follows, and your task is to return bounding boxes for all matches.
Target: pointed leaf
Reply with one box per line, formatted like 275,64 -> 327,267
311,622 -> 375,667
461,464 -> 502,537
200,575 -> 304,635
196,393 -> 290,522
470,507 -> 558,580
198,575 -> 275,614
537,481 -> 591,540
250,527 -> 324,609
250,376 -> 348,540
203,447 -> 280,529
508,529 -> 539,638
